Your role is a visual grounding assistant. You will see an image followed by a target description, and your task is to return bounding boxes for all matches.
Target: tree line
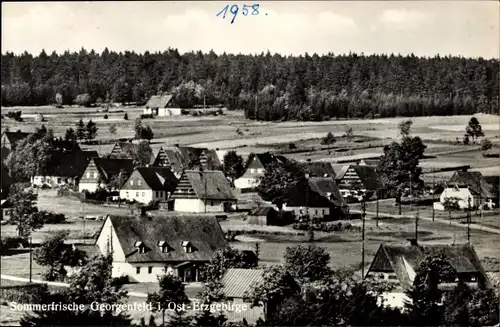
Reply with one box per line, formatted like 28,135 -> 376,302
1,49 -> 498,120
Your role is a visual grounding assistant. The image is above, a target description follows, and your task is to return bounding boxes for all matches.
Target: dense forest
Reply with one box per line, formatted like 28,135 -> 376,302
1,49 -> 498,121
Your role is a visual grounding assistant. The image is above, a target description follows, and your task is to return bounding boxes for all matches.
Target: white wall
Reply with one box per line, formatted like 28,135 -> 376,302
113,262 -> 173,282
440,187 -> 476,209
96,218 -> 126,262
119,189 -> 154,204
174,198 -> 231,213
234,177 -> 259,189
78,182 -> 99,193
32,176 -> 75,187
283,205 -> 330,219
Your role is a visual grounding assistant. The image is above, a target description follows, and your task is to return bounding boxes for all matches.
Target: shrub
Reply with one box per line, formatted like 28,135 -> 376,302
139,114 -> 154,119
33,210 -> 66,224
104,114 -> 108,119
144,199 -> 161,211
288,143 -> 297,150
0,236 -> 29,253
0,284 -> 48,304
124,113 -> 129,120
6,111 -> 23,122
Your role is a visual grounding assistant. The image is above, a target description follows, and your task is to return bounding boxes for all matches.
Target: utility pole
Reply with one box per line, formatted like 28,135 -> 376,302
415,206 -> 419,243
409,171 -> 413,213
479,194 -> 483,231
29,236 -> 33,283
376,189 -> 379,227
361,195 -> 366,279
432,174 -> 435,221
204,171 -> 207,214
467,197 -> 471,243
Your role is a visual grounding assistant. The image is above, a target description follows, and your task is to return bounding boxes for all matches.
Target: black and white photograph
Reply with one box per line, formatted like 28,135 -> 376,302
1,1 -> 499,326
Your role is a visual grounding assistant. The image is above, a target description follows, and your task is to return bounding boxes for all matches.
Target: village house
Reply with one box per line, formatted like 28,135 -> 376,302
78,158 -> 134,193
365,240 -> 491,309
1,131 -> 31,151
335,164 -> 383,199
94,213 -> 227,283
109,142 -> 143,160
219,268 -> 266,324
119,167 -> 178,204
31,150 -> 89,188
171,170 -> 237,213
436,170 -> 497,210
143,94 -> 181,117
283,177 -> 348,220
234,153 -> 288,190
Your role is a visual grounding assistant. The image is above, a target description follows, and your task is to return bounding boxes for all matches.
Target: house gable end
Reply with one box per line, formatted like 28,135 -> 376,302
171,172 -> 198,199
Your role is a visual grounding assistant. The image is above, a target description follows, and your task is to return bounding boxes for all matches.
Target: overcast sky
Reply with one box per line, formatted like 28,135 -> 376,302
2,1 -> 499,58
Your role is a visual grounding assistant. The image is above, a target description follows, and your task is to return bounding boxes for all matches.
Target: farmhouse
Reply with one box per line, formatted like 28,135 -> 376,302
119,167 -> 178,204
150,146 -> 222,176
335,164 -> 383,198
78,158 -> 134,193
234,153 -> 288,190
436,171 -> 496,210
95,213 -> 227,283
32,151 -> 89,188
219,268 -> 266,324
365,240 -> 491,309
144,94 -> 181,116
171,170 -> 236,213
283,177 -> 347,220
109,142 -> 151,161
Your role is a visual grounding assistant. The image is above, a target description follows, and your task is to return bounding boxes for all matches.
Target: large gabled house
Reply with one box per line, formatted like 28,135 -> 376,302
78,158 -> 134,193
151,146 -> 222,176
95,213 -> 228,283
234,153 -> 288,190
120,167 -> 178,204
109,142 -> 142,159
335,164 -> 383,199
283,177 -> 348,220
171,170 -> 237,213
143,94 -> 181,117
32,150 -> 90,188
436,171 -> 497,210
366,240 -> 491,309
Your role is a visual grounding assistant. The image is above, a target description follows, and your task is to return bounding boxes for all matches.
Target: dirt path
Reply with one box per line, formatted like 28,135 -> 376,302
349,209 -> 500,235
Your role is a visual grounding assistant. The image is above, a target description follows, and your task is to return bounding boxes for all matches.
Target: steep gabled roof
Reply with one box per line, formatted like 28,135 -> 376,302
222,268 -> 264,298
93,158 -> 134,181
2,132 -> 31,145
302,162 -> 336,178
368,243 -> 491,290
308,177 -> 347,207
255,152 -> 287,168
38,151 -> 89,178
336,165 -> 383,190
82,150 -> 99,161
146,94 -> 173,109
134,167 -> 178,190
172,170 -> 236,200
449,171 -> 495,198
105,214 -> 227,263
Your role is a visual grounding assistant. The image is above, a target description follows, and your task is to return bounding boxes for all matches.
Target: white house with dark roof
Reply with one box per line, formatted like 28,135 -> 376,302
143,94 -> 180,116
234,153 -> 287,190
119,167 -> 178,204
218,268 -> 266,324
366,240 -> 491,309
95,213 -> 228,283
171,170 -> 237,213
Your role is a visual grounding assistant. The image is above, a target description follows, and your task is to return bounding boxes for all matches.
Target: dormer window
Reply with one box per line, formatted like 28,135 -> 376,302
182,241 -> 192,253
471,276 -> 477,282
158,241 -> 169,253
134,241 -> 146,254
130,180 -> 134,186
138,180 -> 142,186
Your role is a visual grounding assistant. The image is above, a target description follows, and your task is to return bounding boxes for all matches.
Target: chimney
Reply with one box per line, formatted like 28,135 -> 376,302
406,238 -> 418,246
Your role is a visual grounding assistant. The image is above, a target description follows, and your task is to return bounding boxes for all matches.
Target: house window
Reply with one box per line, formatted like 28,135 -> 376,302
138,180 -> 142,186
315,210 -> 318,215
250,168 -> 255,173
130,180 -> 134,186
93,172 -> 98,178
211,201 -> 214,206
136,192 -> 139,197
322,209 -> 325,215
156,191 -> 159,197
160,191 -> 164,198
57,178 -> 62,183
86,172 -> 90,178
136,267 -> 141,274
142,192 -> 145,197
148,267 -> 153,274
126,192 -> 129,198
388,275 -> 398,280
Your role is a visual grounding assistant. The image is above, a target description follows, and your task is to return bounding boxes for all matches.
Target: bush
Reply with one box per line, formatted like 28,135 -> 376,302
104,114 -> 108,119
139,114 -> 154,119
0,284 -> 48,304
0,237 -> 29,254
34,210 -> 66,224
144,199 -> 161,211
6,111 -> 23,122
288,143 -> 297,150
292,221 -> 359,233
124,113 -> 129,120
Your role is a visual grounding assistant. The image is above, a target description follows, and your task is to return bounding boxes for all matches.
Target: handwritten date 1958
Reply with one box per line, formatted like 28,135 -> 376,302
216,4 -> 261,24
